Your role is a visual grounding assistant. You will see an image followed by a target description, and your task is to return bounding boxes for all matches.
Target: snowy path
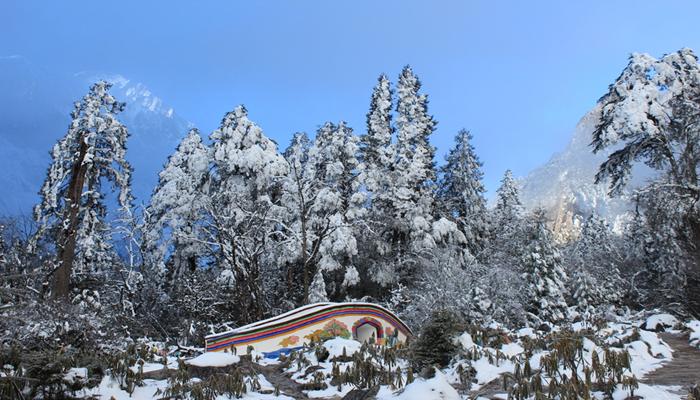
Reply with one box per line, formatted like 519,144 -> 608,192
249,361 -> 310,400
642,333 -> 700,394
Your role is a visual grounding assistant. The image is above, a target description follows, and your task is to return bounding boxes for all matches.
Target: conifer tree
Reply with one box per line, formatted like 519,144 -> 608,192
521,209 -> 569,326
143,128 -> 209,292
358,74 -> 396,293
374,66 -> 437,287
485,170 -> 524,271
207,105 -> 288,323
411,309 -> 461,369
32,81 -> 132,299
439,129 -> 488,258
361,74 -> 394,200
308,269 -> 329,303
567,215 -> 623,307
279,132 -> 312,300
570,268 -> 598,321
305,122 -> 365,301
492,169 -> 522,230
281,124 -> 365,304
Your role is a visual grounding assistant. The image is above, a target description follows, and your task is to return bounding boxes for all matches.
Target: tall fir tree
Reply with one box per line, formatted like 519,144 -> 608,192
373,66 -> 437,287
143,128 -> 210,292
207,105 -> 288,324
279,132 -> 312,302
360,74 -> 394,199
566,214 -> 623,308
32,81 -> 132,299
492,169 -> 522,230
570,268 -> 598,321
485,169 -> 525,272
521,209 -> 569,326
304,122 -> 365,302
438,129 -> 488,258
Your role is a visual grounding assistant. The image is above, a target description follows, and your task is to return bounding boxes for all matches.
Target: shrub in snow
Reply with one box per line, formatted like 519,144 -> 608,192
509,329 -> 637,400
411,309 -> 463,370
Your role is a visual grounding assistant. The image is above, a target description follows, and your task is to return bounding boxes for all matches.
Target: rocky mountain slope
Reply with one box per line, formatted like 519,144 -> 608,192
519,104 -> 653,240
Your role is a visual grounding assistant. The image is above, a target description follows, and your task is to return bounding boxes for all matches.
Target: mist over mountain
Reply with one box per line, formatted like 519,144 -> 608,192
519,105 -> 654,240
0,56 -> 192,214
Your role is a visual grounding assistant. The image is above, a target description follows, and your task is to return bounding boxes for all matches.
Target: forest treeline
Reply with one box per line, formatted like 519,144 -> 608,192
1,50 -> 699,349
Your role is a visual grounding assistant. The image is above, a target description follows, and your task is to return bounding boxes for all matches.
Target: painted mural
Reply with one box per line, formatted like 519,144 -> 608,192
205,302 -> 411,357
305,319 -> 351,342
278,335 -> 300,347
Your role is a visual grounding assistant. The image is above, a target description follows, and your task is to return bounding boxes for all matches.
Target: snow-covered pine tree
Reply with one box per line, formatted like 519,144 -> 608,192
373,66 -> 437,287
570,267 -> 598,322
625,190 -> 690,313
143,128 -> 210,292
32,81 -> 132,300
304,122 -> 365,301
360,73 -> 394,199
280,125 -> 365,304
395,66 -> 436,177
521,209 -> 569,326
566,215 -> 623,308
484,169 -> 525,272
357,74 -> 396,295
439,129 -> 488,258
278,132 -> 312,302
492,169 -> 522,230
308,269 -> 329,303
207,105 -> 288,324
592,49 -> 700,315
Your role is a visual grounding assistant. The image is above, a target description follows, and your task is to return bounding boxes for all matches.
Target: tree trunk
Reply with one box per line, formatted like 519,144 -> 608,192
301,210 -> 309,304
54,138 -> 89,300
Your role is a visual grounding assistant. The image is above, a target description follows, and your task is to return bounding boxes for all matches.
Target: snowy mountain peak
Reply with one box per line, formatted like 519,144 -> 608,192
76,73 -> 178,121
0,59 -> 194,213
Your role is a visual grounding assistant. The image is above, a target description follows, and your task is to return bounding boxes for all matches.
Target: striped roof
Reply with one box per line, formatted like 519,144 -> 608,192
205,302 -> 411,352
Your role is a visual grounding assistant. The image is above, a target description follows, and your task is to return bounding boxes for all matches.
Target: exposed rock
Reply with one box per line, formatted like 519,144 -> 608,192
342,385 -> 379,400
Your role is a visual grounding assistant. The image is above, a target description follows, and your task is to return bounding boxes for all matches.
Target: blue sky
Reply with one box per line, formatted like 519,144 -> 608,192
2,1 -> 700,193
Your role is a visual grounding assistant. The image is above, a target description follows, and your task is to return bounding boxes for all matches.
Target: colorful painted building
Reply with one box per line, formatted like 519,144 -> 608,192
205,302 -> 412,357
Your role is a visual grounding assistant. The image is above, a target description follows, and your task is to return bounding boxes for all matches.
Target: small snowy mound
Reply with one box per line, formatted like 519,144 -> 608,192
455,332 -> 475,350
186,352 -> 240,367
324,337 -> 362,358
392,370 -> 459,400
63,367 -> 87,384
688,320 -> 700,348
500,342 -> 524,357
642,313 -> 678,332
515,327 -> 537,338
625,331 -> 673,377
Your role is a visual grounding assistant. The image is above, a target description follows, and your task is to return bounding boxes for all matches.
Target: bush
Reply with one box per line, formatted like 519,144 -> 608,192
411,309 -> 463,370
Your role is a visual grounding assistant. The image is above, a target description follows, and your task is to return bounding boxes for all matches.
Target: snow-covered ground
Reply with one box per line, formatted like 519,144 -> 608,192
56,313 -> 700,399
688,320 -> 700,349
